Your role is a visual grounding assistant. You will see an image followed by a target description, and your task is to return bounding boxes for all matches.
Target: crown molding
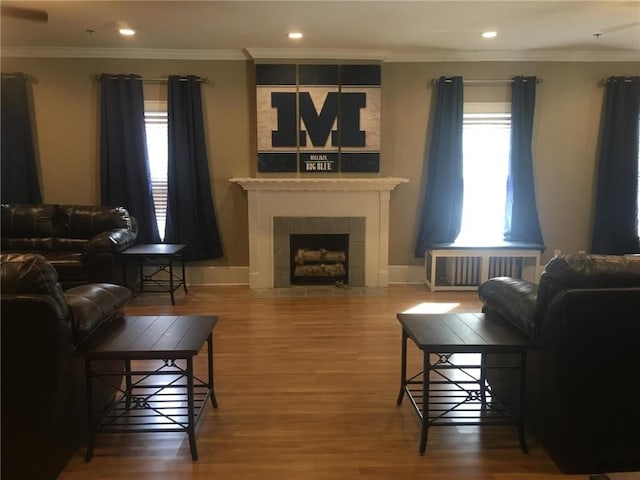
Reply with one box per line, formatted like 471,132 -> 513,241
2,46 -> 637,63
245,48 -> 386,61
384,48 -> 640,63
0,47 -> 247,60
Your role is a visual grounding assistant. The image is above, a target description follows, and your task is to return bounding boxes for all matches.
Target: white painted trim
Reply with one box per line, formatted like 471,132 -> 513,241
183,264 -> 423,286
384,49 -> 640,63
388,265 -> 425,285
2,46 -> 637,62
0,47 -> 247,60
230,177 -> 408,289
229,177 -> 408,191
246,48 -> 386,61
185,265 -> 249,286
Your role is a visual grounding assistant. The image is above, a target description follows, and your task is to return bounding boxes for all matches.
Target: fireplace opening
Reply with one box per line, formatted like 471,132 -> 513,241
290,234 -> 349,285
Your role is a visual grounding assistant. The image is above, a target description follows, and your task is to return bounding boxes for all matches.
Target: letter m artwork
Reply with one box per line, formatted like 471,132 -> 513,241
256,64 -> 381,173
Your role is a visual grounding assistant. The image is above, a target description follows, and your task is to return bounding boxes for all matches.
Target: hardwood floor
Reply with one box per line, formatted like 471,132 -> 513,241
59,285 -> 584,480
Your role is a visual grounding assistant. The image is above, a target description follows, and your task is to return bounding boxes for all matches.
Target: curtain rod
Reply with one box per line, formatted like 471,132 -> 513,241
431,78 -> 543,85
93,74 -> 210,84
2,72 -> 37,81
598,77 -> 637,87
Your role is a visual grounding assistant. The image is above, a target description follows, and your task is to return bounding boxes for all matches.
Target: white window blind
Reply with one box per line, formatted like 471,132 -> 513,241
144,107 -> 168,240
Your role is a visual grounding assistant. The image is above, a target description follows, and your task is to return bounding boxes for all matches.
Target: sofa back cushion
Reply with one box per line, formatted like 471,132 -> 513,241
2,204 -> 133,253
1,204 -> 57,251
0,253 -> 69,319
535,254 -> 640,326
55,205 -> 131,239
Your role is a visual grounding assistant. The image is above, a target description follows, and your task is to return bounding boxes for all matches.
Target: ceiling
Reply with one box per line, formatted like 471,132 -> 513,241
1,1 -> 639,62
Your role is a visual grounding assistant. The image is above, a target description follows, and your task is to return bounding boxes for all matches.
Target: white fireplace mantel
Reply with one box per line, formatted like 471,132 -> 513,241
230,177 -> 409,289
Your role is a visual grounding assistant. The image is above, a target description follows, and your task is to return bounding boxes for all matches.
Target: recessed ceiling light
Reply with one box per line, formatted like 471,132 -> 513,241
119,28 -> 135,36
482,31 -> 497,39
288,32 -> 303,40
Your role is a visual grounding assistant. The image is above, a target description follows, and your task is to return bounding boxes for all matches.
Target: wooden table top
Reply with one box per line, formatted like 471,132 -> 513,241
121,244 -> 186,256
84,315 -> 218,360
396,312 -> 530,353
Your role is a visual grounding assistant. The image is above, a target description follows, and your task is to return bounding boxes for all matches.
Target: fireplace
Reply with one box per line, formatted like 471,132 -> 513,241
274,216 -> 365,287
290,233 -> 349,285
229,177 -> 409,289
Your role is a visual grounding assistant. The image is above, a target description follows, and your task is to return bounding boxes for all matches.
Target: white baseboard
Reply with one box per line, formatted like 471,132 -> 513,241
185,265 -> 249,285
182,264 -> 424,286
388,265 -> 425,284
182,264 -> 543,286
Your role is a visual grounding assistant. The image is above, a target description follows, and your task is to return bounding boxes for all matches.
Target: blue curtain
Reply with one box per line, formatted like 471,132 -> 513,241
414,76 -> 464,256
99,74 -> 159,243
591,76 -> 640,254
504,76 -> 544,245
165,75 -> 223,261
1,73 -> 42,203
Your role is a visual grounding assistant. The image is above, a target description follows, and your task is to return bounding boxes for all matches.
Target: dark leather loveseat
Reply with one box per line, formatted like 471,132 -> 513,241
1,203 -> 138,289
478,254 -> 640,474
1,253 -> 131,479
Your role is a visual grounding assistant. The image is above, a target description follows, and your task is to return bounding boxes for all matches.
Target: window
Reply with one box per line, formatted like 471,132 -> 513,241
456,103 -> 511,244
144,101 -> 168,240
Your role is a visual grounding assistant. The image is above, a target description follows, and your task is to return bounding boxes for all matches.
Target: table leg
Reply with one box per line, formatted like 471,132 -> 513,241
396,328 -> 408,405
518,350 -> 529,454
207,333 -> 218,408
186,356 -> 198,460
168,258 -> 176,305
138,261 -> 144,293
480,352 -> 488,409
181,253 -> 188,294
419,349 -> 430,455
84,357 -> 95,462
124,359 -> 133,409
122,257 -> 128,287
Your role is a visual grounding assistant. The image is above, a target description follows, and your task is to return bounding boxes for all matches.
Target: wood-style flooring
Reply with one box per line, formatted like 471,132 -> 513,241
59,285 -> 586,480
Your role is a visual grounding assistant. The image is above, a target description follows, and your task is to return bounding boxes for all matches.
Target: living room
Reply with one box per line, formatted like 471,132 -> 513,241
1,1 -> 639,479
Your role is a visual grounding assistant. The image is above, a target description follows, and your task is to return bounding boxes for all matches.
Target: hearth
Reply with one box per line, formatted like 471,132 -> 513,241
290,233 -> 349,285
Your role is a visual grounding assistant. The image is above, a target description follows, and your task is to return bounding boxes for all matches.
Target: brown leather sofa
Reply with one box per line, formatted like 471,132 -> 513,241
478,254 -> 640,474
1,253 -> 131,480
1,203 -> 138,288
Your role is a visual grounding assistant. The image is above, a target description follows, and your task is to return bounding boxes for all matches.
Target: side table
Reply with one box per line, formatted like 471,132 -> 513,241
396,312 -> 531,455
121,243 -> 187,305
83,315 -> 218,461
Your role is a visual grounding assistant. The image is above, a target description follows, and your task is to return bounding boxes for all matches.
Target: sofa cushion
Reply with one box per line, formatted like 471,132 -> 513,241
1,204 -> 58,239
1,237 -> 56,252
43,251 -> 86,282
64,283 -> 130,344
1,204 -> 58,252
0,252 -> 69,319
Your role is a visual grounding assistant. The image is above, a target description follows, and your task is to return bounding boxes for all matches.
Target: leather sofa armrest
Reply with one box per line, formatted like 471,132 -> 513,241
478,277 -> 538,340
65,283 -> 130,345
84,228 -> 137,258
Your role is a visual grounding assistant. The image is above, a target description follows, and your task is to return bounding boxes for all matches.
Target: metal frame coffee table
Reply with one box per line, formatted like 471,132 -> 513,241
84,315 -> 218,461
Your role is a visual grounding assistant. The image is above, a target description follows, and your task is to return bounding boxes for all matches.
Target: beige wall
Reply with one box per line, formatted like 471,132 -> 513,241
2,57 -> 639,268
381,61 -> 639,266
